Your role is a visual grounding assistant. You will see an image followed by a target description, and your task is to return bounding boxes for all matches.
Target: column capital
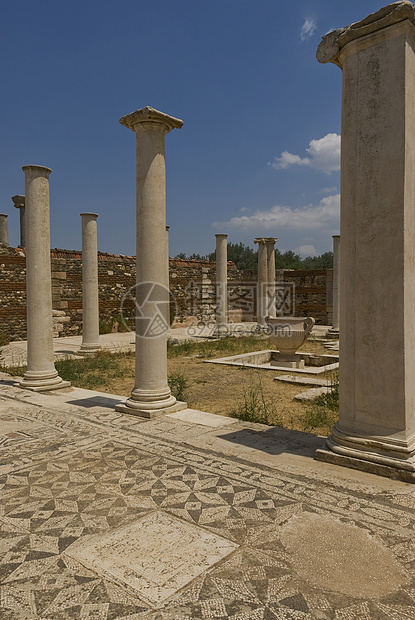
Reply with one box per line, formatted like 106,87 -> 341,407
332,234 -> 340,239
215,233 -> 228,238
119,106 -> 183,134
22,165 -> 52,176
12,195 -> 25,209
317,1 -> 415,67
255,237 -> 278,244
80,212 -> 98,218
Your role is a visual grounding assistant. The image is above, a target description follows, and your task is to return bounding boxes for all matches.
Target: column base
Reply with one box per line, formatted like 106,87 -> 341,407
78,343 -> 102,356
315,425 -> 415,483
115,400 -> 187,419
17,377 -> 71,392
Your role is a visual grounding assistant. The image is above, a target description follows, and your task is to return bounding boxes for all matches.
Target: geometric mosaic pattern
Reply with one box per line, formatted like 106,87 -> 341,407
1,391 -> 415,619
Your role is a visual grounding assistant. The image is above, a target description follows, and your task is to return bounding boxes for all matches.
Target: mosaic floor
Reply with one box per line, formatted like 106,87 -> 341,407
0,382 -> 414,619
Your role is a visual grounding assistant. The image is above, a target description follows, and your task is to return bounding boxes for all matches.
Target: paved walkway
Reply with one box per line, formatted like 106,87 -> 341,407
0,373 -> 414,619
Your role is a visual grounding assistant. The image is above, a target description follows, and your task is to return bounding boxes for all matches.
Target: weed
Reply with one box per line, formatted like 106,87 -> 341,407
230,371 -> 283,426
168,369 -> 193,402
298,371 -> 339,434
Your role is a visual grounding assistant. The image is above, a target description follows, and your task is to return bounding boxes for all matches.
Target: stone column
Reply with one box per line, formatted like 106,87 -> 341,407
0,214 -> 9,246
19,165 -> 70,391
255,238 -> 268,326
332,235 -> 340,332
266,237 -> 278,317
315,2 -> 415,482
215,233 -> 228,333
79,213 -> 101,356
116,106 -> 186,418
12,195 -> 26,246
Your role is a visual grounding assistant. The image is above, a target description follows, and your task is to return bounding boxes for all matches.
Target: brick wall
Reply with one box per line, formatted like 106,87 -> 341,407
0,244 -> 332,341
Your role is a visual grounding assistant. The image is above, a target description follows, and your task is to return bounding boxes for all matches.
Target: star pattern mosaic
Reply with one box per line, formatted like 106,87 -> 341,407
0,391 -> 415,619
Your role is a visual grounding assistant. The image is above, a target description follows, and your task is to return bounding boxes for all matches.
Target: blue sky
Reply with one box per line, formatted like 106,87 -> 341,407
1,0 -> 388,258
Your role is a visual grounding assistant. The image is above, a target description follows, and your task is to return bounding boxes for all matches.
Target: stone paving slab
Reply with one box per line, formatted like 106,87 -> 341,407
0,374 -> 414,619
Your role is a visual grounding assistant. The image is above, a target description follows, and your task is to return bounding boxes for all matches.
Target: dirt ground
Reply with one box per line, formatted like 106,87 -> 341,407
91,338 -> 338,435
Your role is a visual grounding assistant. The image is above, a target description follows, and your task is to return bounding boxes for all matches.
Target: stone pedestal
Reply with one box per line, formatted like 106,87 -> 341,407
12,195 -> 26,246
215,234 -> 228,333
116,107 -> 186,418
19,165 -> 70,391
0,214 -> 9,246
326,235 -> 340,338
79,213 -> 101,356
315,1 -> 415,482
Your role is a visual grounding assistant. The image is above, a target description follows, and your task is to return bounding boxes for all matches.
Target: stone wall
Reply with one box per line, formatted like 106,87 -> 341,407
0,245 -> 333,341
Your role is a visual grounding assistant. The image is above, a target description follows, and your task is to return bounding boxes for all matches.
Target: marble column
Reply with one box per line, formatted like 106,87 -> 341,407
332,235 -> 340,332
19,165 -> 70,391
79,213 -> 101,356
0,214 -> 9,246
215,233 -> 228,333
116,106 -> 186,418
12,195 -> 26,246
315,2 -> 415,482
255,238 -> 268,326
266,237 -> 278,317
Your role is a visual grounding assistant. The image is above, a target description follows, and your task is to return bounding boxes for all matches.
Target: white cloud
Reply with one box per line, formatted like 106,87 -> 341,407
270,133 -> 341,174
213,194 -> 340,234
300,18 -> 317,41
295,244 -> 317,257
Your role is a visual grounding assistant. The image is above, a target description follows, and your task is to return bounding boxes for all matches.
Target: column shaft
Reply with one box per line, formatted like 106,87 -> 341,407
266,238 -> 278,317
315,3 -> 415,481
255,239 -> 268,326
0,215 -> 9,246
12,195 -> 26,246
20,165 -> 69,390
215,234 -> 228,331
79,213 -> 101,355
332,235 -> 340,331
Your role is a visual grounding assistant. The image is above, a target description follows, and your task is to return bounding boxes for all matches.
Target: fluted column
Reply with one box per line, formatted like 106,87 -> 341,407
19,165 -> 70,391
12,195 -> 26,246
116,106 -> 186,418
255,238 -> 268,326
266,237 -> 278,317
315,2 -> 415,482
215,233 -> 228,333
79,213 -> 101,356
0,214 -> 9,246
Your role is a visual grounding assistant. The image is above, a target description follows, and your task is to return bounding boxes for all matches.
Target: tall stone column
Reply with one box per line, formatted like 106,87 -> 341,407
19,165 -> 70,391
215,233 -> 228,332
116,106 -> 186,418
332,235 -> 340,332
266,237 -> 278,317
315,2 -> 415,482
0,214 -> 9,246
12,195 -> 26,246
79,213 -> 101,356
255,238 -> 268,326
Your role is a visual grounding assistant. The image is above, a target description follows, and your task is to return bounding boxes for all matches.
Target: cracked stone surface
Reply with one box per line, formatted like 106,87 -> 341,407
0,375 -> 414,619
